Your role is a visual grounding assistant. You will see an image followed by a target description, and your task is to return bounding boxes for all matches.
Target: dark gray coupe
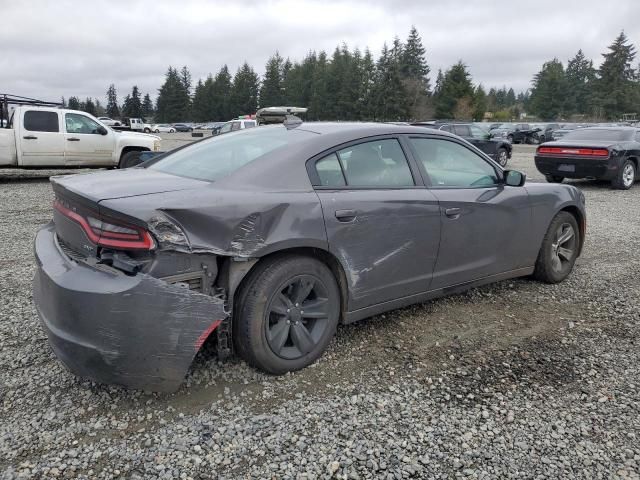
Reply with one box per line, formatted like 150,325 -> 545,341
34,122 -> 586,391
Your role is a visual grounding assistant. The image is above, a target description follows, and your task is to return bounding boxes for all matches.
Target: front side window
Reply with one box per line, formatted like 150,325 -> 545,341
335,139 -> 414,187
24,111 -> 59,132
231,122 -> 242,131
453,125 -> 471,137
219,122 -> 232,134
65,113 -> 102,134
469,125 -> 488,139
410,137 -> 499,188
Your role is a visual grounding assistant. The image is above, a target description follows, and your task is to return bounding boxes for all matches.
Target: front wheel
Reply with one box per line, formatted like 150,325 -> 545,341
496,147 -> 509,167
169,129 -> 175,133
545,175 -> 564,183
119,151 -> 143,168
611,159 -> 636,190
507,134 -> 514,143
234,255 -> 340,374
533,212 -> 580,284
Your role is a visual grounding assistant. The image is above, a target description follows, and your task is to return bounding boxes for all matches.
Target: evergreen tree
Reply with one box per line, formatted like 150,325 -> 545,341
358,48 -> 377,120
506,88 -> 516,106
372,42 -> 409,120
122,86 -> 143,118
142,93 -> 154,118
529,58 -> 567,120
309,51 -> 329,120
435,61 -> 474,119
83,98 -> 96,116
565,50 -> 596,115
68,96 -> 81,110
191,75 -> 216,122
596,31 -> 637,119
473,85 -> 487,121
94,99 -> 105,117
60,97 -> 66,108
211,65 -> 232,120
231,62 -> 260,116
260,53 -> 284,107
105,84 -> 120,118
400,26 -> 431,119
156,66 -> 191,122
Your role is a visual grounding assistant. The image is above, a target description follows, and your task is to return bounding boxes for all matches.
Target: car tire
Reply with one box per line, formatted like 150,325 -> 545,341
170,129 -> 175,133
118,151 -> 144,169
611,159 -> 636,190
507,134 -> 514,143
496,147 -> 509,167
539,134 -> 546,143
234,255 -> 340,374
154,129 -> 160,133
144,128 -> 150,133
533,211 -> 580,284
545,175 -> 564,183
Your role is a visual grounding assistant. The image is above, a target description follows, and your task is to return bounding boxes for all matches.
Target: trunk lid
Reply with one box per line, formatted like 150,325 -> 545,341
50,169 -> 208,257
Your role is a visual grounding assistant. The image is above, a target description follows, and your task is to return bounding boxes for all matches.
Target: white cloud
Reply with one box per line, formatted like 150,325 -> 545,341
0,0 -> 637,103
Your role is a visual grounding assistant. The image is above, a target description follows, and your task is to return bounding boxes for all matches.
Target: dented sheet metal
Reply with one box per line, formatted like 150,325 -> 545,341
33,223 -> 226,392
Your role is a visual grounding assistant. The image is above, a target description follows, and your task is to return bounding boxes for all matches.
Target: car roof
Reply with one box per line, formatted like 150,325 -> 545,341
214,122 -> 460,191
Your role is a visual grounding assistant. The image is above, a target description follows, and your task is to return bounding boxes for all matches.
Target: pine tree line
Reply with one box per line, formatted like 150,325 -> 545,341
529,31 -> 640,121
64,28 -> 640,123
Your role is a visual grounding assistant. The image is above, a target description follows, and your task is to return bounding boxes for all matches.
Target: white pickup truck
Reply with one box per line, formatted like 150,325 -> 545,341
0,106 -> 161,168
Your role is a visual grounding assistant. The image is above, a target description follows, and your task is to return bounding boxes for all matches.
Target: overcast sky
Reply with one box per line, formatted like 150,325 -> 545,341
1,0 -> 638,104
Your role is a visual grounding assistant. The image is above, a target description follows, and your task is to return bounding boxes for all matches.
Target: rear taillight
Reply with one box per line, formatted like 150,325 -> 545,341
54,200 -> 155,250
537,146 -> 609,157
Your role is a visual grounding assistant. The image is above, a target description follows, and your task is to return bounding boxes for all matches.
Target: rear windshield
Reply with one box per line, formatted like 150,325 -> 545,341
149,126 -> 315,181
562,129 -> 633,141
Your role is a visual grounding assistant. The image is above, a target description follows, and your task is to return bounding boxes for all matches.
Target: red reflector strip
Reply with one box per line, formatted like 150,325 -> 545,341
537,147 -> 609,157
195,319 -> 223,350
53,200 -> 154,250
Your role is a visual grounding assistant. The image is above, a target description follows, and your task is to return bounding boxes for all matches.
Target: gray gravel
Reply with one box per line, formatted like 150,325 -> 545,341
1,145 -> 639,479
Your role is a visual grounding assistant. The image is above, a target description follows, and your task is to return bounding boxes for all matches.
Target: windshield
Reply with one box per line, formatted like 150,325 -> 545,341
562,128 -> 633,142
149,126 -> 316,181
492,123 -> 511,129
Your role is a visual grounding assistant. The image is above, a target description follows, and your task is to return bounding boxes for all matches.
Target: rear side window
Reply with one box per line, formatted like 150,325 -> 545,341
315,153 -> 346,187
410,137 -> 499,188
453,125 -> 471,137
244,121 -> 256,128
24,111 -> 59,132
335,139 -> 414,187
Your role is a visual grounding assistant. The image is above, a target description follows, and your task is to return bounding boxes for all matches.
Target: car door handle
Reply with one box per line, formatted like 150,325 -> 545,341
444,208 -> 461,218
66,137 -> 80,142
335,209 -> 357,222
23,135 -> 38,140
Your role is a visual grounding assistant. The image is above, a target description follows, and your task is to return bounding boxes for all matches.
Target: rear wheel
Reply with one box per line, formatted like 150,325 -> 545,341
496,147 -> 509,167
119,151 -> 143,168
234,255 -> 340,374
611,159 -> 636,190
170,128 -> 176,133
533,212 -> 580,284
545,175 -> 564,183
154,129 -> 160,133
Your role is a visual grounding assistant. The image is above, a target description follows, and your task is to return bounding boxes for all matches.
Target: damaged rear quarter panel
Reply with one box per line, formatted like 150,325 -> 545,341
99,187 -> 329,258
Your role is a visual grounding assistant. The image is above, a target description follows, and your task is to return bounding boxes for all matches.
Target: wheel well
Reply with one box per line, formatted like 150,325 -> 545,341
627,156 -> 638,171
120,146 -> 149,161
226,247 -> 349,322
560,206 -> 586,254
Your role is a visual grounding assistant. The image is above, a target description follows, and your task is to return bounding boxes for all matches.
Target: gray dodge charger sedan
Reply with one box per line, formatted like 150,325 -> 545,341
33,122 -> 586,391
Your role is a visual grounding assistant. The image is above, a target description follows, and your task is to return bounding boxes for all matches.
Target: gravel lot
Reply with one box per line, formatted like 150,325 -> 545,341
1,144 -> 639,479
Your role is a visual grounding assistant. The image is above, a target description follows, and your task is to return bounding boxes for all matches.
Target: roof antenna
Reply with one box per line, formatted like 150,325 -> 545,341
283,114 -> 303,130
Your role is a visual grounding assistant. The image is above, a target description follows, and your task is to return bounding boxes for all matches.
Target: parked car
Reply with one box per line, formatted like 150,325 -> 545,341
33,122 -> 586,391
152,124 -> 176,133
216,119 -> 257,135
0,106 -> 160,168
535,126 -> 640,189
532,123 -> 561,143
112,117 -> 146,132
97,116 -> 121,127
413,122 -> 512,166
489,123 -> 541,144
172,123 -> 194,132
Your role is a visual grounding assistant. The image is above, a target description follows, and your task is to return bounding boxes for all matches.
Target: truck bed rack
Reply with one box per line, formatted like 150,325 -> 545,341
1,94 -> 62,128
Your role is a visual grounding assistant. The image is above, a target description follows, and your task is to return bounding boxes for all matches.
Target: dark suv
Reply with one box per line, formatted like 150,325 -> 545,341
413,122 -> 512,166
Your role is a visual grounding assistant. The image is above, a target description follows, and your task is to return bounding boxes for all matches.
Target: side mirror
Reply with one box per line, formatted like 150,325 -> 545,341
504,170 -> 526,187
97,126 -> 108,135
